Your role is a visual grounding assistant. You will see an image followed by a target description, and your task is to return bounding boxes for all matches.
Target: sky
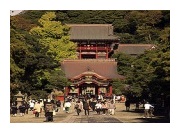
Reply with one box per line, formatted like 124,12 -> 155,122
10,10 -> 24,16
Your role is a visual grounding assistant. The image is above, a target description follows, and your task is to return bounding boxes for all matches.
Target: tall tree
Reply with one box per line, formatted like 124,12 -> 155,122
17,10 -> 170,44
10,12 -> 77,100
29,12 -> 77,62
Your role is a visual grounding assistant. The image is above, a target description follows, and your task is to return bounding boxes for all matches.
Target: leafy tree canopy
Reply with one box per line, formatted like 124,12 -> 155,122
10,11 -> 77,100
18,10 -> 169,44
30,12 -> 77,61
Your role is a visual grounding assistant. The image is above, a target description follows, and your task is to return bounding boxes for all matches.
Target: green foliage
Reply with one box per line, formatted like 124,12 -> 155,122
114,44 -> 170,102
46,69 -> 71,91
10,28 -> 30,91
18,10 -> 170,44
112,79 -> 126,95
148,45 -> 170,101
30,12 -> 77,61
114,21 -> 170,102
112,53 -> 135,76
30,90 -> 48,99
10,11 -> 77,99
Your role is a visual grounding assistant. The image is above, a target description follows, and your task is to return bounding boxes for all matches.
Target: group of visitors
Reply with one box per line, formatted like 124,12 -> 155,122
11,95 -> 156,123
11,102 -> 29,117
10,99 -> 61,119
74,99 -> 116,116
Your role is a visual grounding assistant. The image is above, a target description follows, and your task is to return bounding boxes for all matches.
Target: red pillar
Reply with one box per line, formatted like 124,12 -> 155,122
79,53 -> 81,59
79,44 -> 82,59
106,44 -> 108,59
96,43 -> 98,59
98,87 -> 100,95
77,87 -> 80,96
109,85 -> 113,96
65,87 -> 69,96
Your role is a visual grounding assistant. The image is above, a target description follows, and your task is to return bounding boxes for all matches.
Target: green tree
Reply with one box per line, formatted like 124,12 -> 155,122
113,43 -> 170,103
17,10 -> 170,44
10,28 -> 30,91
10,12 -> 77,99
29,12 -> 77,62
148,44 -> 170,103
112,79 -> 126,95
112,52 -> 135,76
122,45 -> 170,103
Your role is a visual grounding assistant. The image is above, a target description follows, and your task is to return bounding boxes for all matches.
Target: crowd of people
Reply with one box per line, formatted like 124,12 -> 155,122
10,99 -> 61,122
10,94 -> 157,122
73,98 -> 116,116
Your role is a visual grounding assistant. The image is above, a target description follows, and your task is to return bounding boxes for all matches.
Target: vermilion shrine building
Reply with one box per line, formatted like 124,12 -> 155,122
61,24 -> 155,97
68,24 -> 119,59
61,24 -> 123,97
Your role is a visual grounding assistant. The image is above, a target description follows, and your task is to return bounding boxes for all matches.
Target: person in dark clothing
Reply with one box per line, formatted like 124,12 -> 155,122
44,102 -> 53,122
135,101 -> 140,110
90,99 -> 97,111
11,102 -> 18,117
83,100 -> 90,115
125,99 -> 130,111
56,100 -> 61,112
19,103 -> 26,116
24,102 -> 29,114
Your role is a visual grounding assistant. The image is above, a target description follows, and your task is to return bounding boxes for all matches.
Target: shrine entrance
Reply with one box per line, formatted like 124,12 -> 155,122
79,83 -> 98,95
81,54 -> 96,59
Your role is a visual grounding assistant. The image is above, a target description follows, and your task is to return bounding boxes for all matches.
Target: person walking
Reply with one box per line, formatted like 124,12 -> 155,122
11,102 -> 18,117
108,100 -> 116,115
44,102 -> 54,122
64,100 -> 71,113
56,100 -> 61,112
83,99 -> 90,115
90,98 -> 97,111
95,101 -> 102,115
143,101 -> 154,118
125,99 -> 130,111
101,101 -> 108,115
149,105 -> 154,118
29,101 -> 34,111
75,100 -> 83,116
24,102 -> 29,114
33,101 -> 42,117
19,102 -> 26,116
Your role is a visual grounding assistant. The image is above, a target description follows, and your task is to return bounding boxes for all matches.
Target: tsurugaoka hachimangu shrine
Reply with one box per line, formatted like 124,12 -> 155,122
60,24 -> 124,98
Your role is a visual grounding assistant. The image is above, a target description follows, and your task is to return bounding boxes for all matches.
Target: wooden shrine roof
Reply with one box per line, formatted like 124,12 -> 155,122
115,44 -> 156,55
67,24 -> 119,40
61,59 -> 124,79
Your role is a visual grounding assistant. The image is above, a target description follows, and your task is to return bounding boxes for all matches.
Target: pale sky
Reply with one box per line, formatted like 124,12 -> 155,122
10,10 -> 23,16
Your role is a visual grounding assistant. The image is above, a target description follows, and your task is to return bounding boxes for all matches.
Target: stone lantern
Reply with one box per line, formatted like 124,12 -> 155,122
14,91 -> 24,108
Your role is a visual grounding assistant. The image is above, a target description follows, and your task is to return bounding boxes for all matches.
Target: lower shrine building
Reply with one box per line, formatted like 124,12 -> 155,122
61,59 -> 124,97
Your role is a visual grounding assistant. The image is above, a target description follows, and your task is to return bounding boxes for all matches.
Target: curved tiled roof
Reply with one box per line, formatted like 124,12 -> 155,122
61,59 -> 124,79
73,71 -> 107,80
115,44 -> 156,55
67,24 -> 119,40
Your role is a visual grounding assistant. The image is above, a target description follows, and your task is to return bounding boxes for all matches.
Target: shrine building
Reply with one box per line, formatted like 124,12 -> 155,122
61,24 -> 124,97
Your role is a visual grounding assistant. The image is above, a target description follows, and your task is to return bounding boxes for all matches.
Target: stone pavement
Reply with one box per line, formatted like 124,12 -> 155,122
10,103 -> 169,123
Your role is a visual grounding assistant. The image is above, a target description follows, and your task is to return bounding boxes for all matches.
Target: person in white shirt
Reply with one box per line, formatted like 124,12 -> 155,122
29,101 -> 34,111
108,100 -> 116,115
64,101 -> 71,113
116,95 -> 121,103
143,102 -> 154,118
95,101 -> 102,115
